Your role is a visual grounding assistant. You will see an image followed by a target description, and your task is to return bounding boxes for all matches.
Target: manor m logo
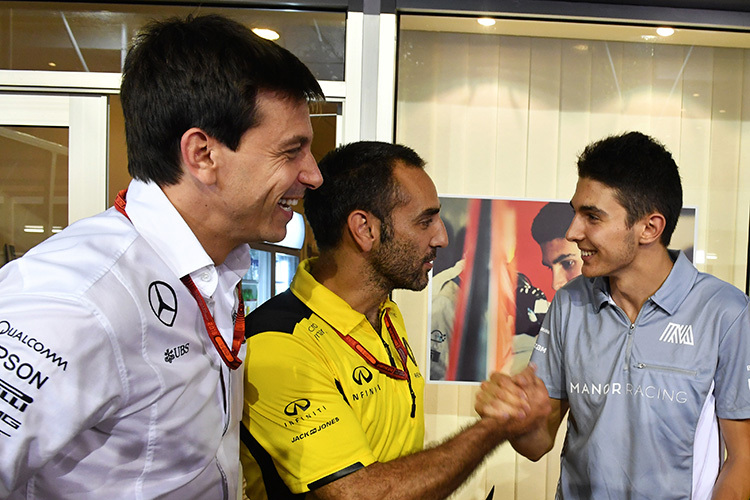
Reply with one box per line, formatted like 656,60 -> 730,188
659,322 -> 694,346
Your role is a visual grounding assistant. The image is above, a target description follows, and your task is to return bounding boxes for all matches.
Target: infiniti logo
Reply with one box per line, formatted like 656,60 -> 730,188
284,398 -> 311,416
352,366 -> 373,385
148,281 -> 178,327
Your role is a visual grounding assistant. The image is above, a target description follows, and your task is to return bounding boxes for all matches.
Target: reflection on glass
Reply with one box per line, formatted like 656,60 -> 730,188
275,253 -> 299,296
0,2 -> 345,81
0,126 -> 69,265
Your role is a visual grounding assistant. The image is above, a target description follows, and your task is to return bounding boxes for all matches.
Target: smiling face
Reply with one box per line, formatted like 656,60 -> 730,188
370,164 -> 449,292
540,237 -> 583,291
215,91 -> 322,245
566,177 -> 640,280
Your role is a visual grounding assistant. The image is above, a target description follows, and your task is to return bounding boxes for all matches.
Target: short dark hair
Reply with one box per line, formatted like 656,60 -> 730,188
120,14 -> 323,186
577,131 -> 682,246
304,141 -> 426,251
531,202 -> 575,246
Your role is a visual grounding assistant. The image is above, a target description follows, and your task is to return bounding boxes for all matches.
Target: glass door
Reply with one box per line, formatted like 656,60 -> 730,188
0,92 -> 108,265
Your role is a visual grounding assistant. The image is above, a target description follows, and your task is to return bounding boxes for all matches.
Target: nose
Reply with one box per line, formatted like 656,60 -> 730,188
565,215 -> 582,243
299,151 -> 323,189
432,217 -> 449,248
552,267 -> 566,292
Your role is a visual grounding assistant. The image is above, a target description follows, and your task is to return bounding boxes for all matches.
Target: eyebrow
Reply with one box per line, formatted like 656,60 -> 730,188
415,206 -> 441,221
572,202 -> 607,218
278,134 -> 311,149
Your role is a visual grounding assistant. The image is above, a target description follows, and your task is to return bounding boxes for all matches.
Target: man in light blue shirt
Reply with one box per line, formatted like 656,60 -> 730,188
477,131 -> 750,499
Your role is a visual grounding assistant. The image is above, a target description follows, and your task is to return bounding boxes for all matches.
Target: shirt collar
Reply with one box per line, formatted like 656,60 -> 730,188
292,258 -> 394,336
591,250 -> 697,315
124,179 -> 251,289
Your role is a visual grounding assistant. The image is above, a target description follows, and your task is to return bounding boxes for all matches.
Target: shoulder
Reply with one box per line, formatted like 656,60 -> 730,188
245,289 -> 313,338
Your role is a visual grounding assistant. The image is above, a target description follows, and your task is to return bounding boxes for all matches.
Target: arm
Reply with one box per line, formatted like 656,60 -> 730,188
474,367 -> 567,462
711,418 -> 750,500
309,364 -> 551,500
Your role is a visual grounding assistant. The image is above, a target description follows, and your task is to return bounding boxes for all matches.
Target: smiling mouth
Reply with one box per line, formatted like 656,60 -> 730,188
279,198 -> 299,212
580,250 -> 596,258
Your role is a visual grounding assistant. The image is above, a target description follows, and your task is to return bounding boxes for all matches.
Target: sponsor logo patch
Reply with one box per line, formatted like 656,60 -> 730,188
164,342 -> 189,363
148,281 -> 178,327
352,366 -> 372,385
658,322 -> 694,346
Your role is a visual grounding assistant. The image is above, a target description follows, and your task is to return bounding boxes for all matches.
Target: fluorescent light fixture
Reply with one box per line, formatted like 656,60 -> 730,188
477,18 -> 496,27
656,27 -> 675,37
52,226 -> 63,233
252,28 -> 280,41
24,225 -> 44,233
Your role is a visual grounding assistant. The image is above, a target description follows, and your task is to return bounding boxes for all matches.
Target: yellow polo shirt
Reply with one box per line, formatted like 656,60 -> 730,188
241,258 -> 425,499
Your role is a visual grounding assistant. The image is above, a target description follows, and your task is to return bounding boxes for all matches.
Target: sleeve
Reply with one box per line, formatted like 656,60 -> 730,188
243,329 -> 376,495
530,291 -> 567,400
0,293 -> 122,496
714,298 -> 750,420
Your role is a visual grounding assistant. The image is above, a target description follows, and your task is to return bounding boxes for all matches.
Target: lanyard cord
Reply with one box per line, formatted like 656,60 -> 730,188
334,309 -> 417,418
114,189 -> 245,370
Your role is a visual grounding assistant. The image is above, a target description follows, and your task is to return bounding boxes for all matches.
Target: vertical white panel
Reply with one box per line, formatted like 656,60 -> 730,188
376,13 -> 397,142
495,36 -> 532,198
526,38 -> 562,201
706,48 -> 743,281
736,52 -> 750,289
558,40 -> 593,199
681,46 -> 714,272
343,11 -> 364,143
68,95 -> 108,223
650,45 -> 685,152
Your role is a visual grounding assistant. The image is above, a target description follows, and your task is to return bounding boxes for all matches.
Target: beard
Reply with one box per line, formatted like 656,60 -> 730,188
370,232 -> 436,292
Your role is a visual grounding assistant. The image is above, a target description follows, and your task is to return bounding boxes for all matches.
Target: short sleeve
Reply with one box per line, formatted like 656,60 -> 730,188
531,293 -> 567,400
714,300 -> 750,419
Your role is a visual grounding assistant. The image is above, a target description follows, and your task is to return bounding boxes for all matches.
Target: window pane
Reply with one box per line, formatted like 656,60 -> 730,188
0,2 -> 345,80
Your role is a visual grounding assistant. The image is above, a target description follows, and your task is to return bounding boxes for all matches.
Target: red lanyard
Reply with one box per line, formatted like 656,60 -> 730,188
335,310 -> 416,417
115,189 -> 245,370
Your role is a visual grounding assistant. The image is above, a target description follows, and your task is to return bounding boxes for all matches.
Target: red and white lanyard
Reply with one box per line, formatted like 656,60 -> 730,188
115,189 -> 245,370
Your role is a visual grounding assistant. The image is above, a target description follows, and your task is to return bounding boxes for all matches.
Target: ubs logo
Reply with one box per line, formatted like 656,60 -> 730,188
284,398 -> 311,416
352,366 -> 373,385
148,281 -> 177,327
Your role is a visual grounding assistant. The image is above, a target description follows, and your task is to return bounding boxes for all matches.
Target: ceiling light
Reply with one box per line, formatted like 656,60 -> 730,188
252,28 -> 280,41
24,225 -> 44,233
48,62 -> 56,67
477,18 -> 496,27
573,44 -> 589,51
656,27 -> 675,37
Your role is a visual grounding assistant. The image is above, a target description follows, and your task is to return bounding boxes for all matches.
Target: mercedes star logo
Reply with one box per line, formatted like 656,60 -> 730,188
148,281 -> 178,327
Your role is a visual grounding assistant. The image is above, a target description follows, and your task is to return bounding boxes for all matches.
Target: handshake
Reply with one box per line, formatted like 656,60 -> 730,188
475,364 -> 552,439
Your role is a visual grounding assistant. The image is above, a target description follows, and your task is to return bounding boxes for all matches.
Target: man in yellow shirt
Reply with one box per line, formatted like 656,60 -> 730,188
241,141 -> 550,499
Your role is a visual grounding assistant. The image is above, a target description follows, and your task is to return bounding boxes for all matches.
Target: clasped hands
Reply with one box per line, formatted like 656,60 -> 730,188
475,364 -> 551,436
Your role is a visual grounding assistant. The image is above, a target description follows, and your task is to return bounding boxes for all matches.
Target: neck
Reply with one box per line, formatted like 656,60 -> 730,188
162,183 -> 235,265
310,251 -> 390,329
609,246 -> 674,322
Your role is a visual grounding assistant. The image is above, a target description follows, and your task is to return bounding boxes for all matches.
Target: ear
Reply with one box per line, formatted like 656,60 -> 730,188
639,212 -> 666,246
180,127 -> 218,186
347,210 -> 379,252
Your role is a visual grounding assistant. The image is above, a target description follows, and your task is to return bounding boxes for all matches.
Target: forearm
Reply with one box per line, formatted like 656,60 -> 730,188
310,417 -> 509,500
711,454 -> 750,500
508,422 -> 555,462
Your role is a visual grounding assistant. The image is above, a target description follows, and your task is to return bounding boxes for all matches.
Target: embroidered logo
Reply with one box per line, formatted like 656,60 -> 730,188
352,366 -> 373,385
284,399 -> 311,416
658,322 -> 694,346
148,281 -> 178,327
164,342 -> 189,363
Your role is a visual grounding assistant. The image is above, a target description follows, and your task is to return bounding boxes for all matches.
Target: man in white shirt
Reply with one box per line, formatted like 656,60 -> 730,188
0,14 -> 322,499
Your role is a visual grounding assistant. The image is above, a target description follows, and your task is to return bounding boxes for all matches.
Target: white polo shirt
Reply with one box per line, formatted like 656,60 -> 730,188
0,179 -> 251,499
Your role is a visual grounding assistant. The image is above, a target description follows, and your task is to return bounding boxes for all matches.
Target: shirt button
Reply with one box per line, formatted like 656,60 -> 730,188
200,272 -> 211,282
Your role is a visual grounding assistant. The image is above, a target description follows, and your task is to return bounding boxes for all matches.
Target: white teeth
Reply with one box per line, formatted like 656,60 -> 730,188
581,250 -> 595,257
279,198 -> 299,208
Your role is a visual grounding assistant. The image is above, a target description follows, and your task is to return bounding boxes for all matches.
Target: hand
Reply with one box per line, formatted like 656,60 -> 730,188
475,364 -> 551,436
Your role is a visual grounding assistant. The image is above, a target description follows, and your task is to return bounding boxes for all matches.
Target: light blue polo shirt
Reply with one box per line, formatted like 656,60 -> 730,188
532,251 -> 750,500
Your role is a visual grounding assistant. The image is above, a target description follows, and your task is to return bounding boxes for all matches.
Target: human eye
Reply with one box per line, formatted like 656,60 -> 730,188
561,259 -> 576,270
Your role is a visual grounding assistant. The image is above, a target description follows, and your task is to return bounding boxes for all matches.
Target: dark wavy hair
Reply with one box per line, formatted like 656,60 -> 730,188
120,14 -> 323,186
531,202 -> 575,246
577,131 -> 682,246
